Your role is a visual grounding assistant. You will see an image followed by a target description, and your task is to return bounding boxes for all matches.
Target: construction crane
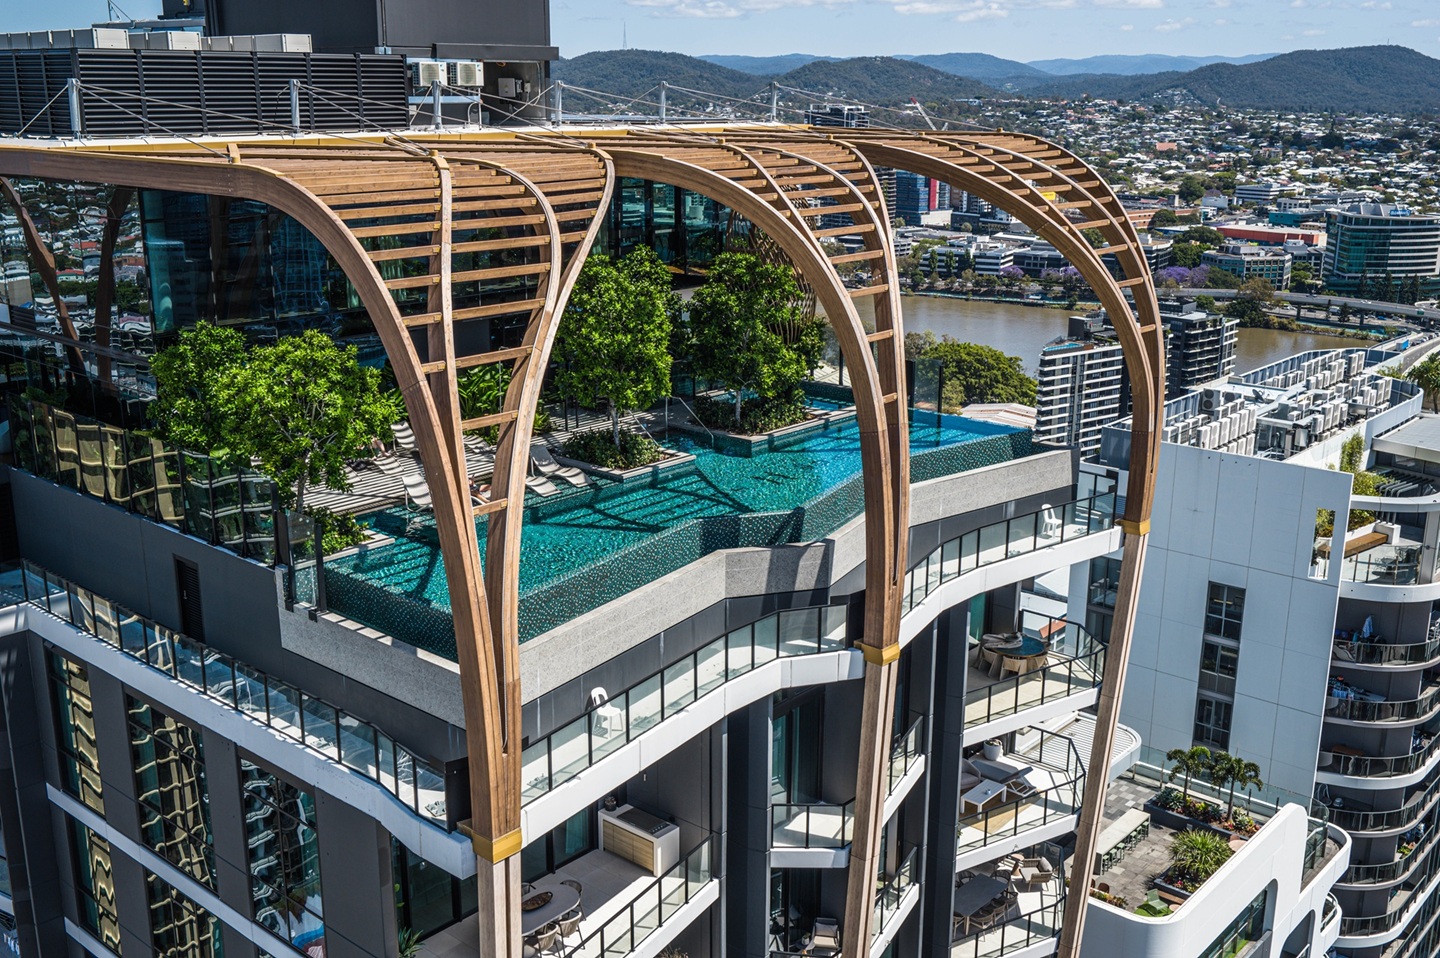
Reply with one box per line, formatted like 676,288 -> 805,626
909,97 -> 949,132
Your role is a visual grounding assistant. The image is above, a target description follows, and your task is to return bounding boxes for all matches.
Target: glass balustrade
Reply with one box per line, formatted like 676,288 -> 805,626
559,836 -> 715,958
771,799 -> 856,849
15,560 -> 450,829
873,845 -> 919,942
888,714 -> 926,795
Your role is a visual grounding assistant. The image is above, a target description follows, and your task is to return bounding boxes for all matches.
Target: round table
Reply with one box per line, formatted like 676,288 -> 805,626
980,635 -> 1048,674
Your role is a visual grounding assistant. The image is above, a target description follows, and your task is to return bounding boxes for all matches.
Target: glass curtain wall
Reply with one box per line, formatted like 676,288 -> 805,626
391,840 -> 479,940
70,819 -> 122,954
128,697 -> 215,889
240,757 -> 325,951
146,872 -> 225,958
49,648 -> 105,814
596,177 -> 729,272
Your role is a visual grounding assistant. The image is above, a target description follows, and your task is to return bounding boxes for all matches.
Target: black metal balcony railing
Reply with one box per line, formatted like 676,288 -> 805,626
1337,856 -> 1440,938
559,835 -> 716,958
12,560 -> 450,829
873,844 -> 919,943
1340,815 -> 1440,886
1326,682 -> 1440,723
771,798 -> 857,850
1333,630 -> 1440,668
521,492 -> 1116,807
1322,733 -> 1440,780
964,611 -> 1107,730
887,714 -> 925,795
1316,772 -> 1440,834
9,397 -> 279,563
956,731 -> 1085,854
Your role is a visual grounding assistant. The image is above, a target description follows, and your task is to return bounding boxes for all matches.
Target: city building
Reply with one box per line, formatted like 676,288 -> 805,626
1035,316 -> 1128,457
1162,300 -> 1239,397
1091,343 -> 1440,958
1201,242 -> 1294,289
804,105 -> 870,128
1323,204 -> 1440,298
1235,182 -> 1293,206
1217,224 -> 1328,249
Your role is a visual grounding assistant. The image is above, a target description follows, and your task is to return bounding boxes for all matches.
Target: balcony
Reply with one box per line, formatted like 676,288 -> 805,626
956,731 -> 1084,863
421,838 -> 717,958
1332,627 -> 1440,669
9,561 -> 449,827
772,798 -> 856,866
1319,730 -> 1440,781
950,850 -> 1066,958
1339,817 -> 1440,887
873,845 -> 920,949
886,714 -> 925,800
1337,859 -> 1440,942
1324,675 -> 1440,724
1315,772 -> 1440,834
964,614 -> 1106,731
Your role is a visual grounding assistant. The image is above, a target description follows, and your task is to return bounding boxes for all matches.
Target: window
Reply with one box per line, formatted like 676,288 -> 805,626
71,819 -> 121,954
1088,557 -> 1122,610
147,872 -> 224,958
240,757 -> 324,951
391,840 -> 479,940
1199,640 -> 1240,698
50,649 -> 104,813
520,807 -> 594,883
1194,695 -> 1234,751
1200,888 -> 1268,958
128,697 -> 214,888
1204,583 -> 1246,642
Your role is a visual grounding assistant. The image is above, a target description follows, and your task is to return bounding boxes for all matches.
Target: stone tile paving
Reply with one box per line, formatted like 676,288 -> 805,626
1092,775 -> 1179,910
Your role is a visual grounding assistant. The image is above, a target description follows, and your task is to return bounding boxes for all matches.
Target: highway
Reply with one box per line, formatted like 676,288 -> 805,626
1171,288 -> 1440,324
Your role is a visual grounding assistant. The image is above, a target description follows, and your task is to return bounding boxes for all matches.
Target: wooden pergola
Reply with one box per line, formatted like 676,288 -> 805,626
0,124 -> 1163,958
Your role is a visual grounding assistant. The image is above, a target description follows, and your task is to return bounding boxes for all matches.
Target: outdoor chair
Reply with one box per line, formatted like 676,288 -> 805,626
1039,503 -> 1063,539
1018,857 -> 1055,888
529,926 -> 559,955
526,472 -> 560,497
532,443 -> 590,487
391,421 -> 419,456
560,878 -> 583,898
401,474 -> 433,528
809,917 -> 841,957
557,909 -> 582,942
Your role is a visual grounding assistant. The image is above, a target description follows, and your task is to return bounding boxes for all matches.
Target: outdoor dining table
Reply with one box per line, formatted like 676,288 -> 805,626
979,635 -> 1048,675
953,875 -> 1008,935
520,882 -> 582,935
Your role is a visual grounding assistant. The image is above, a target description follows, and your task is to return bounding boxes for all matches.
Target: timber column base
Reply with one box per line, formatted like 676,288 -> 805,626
473,852 -> 523,958
841,658 -> 900,951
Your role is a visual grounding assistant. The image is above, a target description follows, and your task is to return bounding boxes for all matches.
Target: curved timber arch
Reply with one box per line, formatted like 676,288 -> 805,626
834,130 -> 1165,958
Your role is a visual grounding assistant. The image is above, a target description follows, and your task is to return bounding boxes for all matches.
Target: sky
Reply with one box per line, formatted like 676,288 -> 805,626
24,0 -> 1440,62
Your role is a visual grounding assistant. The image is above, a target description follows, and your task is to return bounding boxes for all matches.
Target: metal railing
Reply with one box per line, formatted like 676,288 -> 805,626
1326,682 -> 1440,723
872,844 -> 919,943
964,611 -> 1107,729
520,491 -> 1117,807
1338,544 -> 1424,586
1340,814 -> 1440,886
14,560 -> 450,829
956,732 -> 1085,854
521,605 -> 847,805
887,714 -> 925,796
771,798 -> 856,849
1315,771 -> 1440,834
1322,733 -> 1440,779
1337,863 -> 1440,937
949,895 -> 1066,957
900,492 -> 1116,617
1332,631 -> 1440,667
559,835 -> 715,958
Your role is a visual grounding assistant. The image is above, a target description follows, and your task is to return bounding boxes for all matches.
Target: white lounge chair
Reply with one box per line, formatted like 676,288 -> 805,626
531,443 -> 589,487
526,473 -> 560,497
391,421 -> 419,456
401,473 -> 433,527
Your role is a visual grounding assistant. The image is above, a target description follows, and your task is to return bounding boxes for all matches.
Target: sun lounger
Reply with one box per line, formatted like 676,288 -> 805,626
530,443 -> 589,487
525,473 -> 560,497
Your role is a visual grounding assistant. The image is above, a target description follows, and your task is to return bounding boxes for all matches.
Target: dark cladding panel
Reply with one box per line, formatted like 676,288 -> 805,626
0,50 -> 77,138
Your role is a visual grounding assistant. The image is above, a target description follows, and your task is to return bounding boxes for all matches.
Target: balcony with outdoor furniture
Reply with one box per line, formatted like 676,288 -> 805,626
950,842 -> 1067,957
956,729 -> 1085,866
963,613 -> 1105,731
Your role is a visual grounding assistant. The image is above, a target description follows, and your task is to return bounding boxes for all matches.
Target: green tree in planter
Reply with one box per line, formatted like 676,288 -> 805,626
1208,751 -> 1264,819
1165,745 -> 1213,803
232,330 -> 396,515
1168,829 -> 1232,885
686,252 -> 808,428
920,340 -> 1036,406
555,247 -> 677,448
149,321 -> 247,454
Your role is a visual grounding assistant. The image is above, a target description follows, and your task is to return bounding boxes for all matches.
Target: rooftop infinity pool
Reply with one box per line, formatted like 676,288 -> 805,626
323,409 -> 1034,654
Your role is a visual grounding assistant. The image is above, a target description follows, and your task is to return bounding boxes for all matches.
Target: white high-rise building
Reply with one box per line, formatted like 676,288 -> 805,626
1036,317 -> 1127,456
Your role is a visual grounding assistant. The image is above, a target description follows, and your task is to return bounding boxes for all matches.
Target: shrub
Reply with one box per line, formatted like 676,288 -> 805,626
1168,828 -> 1233,886
691,394 -> 808,435
560,429 -> 665,471
308,508 -> 368,556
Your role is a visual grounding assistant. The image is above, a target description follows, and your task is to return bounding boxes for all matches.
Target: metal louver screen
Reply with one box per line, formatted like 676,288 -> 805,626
0,49 -> 408,136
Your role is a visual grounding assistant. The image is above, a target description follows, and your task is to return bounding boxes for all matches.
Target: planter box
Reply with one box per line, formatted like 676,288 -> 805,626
552,448 -> 696,484
1152,874 -> 1194,902
1143,800 -> 1248,840
667,404 -> 853,457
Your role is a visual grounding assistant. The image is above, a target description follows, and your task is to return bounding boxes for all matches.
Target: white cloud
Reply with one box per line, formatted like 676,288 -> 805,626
1154,15 -> 1196,30
1413,18 -> 1440,26
1120,22 -> 1135,29
626,0 -> 744,18
1300,27 -> 1325,35
1213,17 -> 1229,25
1094,0 -> 1163,7
1209,0 -> 1232,6
1360,0 -> 1391,8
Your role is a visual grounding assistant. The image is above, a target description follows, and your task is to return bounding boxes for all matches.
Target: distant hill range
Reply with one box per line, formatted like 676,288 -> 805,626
562,45 -> 1440,115
555,50 -> 996,111
1027,46 -> 1440,113
1026,53 -> 1277,75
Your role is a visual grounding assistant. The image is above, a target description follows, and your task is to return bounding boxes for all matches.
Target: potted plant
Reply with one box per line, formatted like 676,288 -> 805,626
1158,828 -> 1233,897
983,739 -> 1003,760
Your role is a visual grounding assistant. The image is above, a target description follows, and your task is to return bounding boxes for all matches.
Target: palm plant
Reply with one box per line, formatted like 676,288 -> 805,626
1168,828 -> 1233,885
1209,752 -> 1265,819
1166,745 -> 1213,802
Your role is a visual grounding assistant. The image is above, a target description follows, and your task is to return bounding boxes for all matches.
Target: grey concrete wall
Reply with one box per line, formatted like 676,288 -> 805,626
203,732 -> 259,944
724,702 -> 770,958
315,789 -> 398,958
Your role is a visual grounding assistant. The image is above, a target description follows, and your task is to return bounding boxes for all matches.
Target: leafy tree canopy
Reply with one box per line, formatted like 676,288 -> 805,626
555,247 -> 677,447
918,340 -> 1037,407
685,252 -> 809,426
149,321 -> 247,453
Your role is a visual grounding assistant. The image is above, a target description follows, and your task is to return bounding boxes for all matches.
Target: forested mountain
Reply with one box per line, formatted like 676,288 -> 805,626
1027,52 -> 1277,75
899,52 -> 1045,81
700,54 -> 828,74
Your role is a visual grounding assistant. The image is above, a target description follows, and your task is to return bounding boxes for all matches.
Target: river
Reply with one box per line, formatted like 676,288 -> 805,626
865,294 -> 1362,375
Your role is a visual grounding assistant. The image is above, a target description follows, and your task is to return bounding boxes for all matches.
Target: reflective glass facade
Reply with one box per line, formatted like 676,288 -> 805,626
128,697 -> 215,889
146,872 -> 225,958
595,177 -> 732,271
70,819 -> 121,954
241,757 -> 325,950
49,648 -> 104,814
391,839 -> 479,940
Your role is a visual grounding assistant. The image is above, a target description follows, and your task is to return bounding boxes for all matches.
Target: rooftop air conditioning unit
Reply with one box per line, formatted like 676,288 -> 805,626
453,61 -> 482,88
412,60 -> 446,91
1200,389 -> 1223,414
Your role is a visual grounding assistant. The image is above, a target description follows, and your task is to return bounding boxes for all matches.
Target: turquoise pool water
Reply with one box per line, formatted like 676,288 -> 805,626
326,409 -> 1032,650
